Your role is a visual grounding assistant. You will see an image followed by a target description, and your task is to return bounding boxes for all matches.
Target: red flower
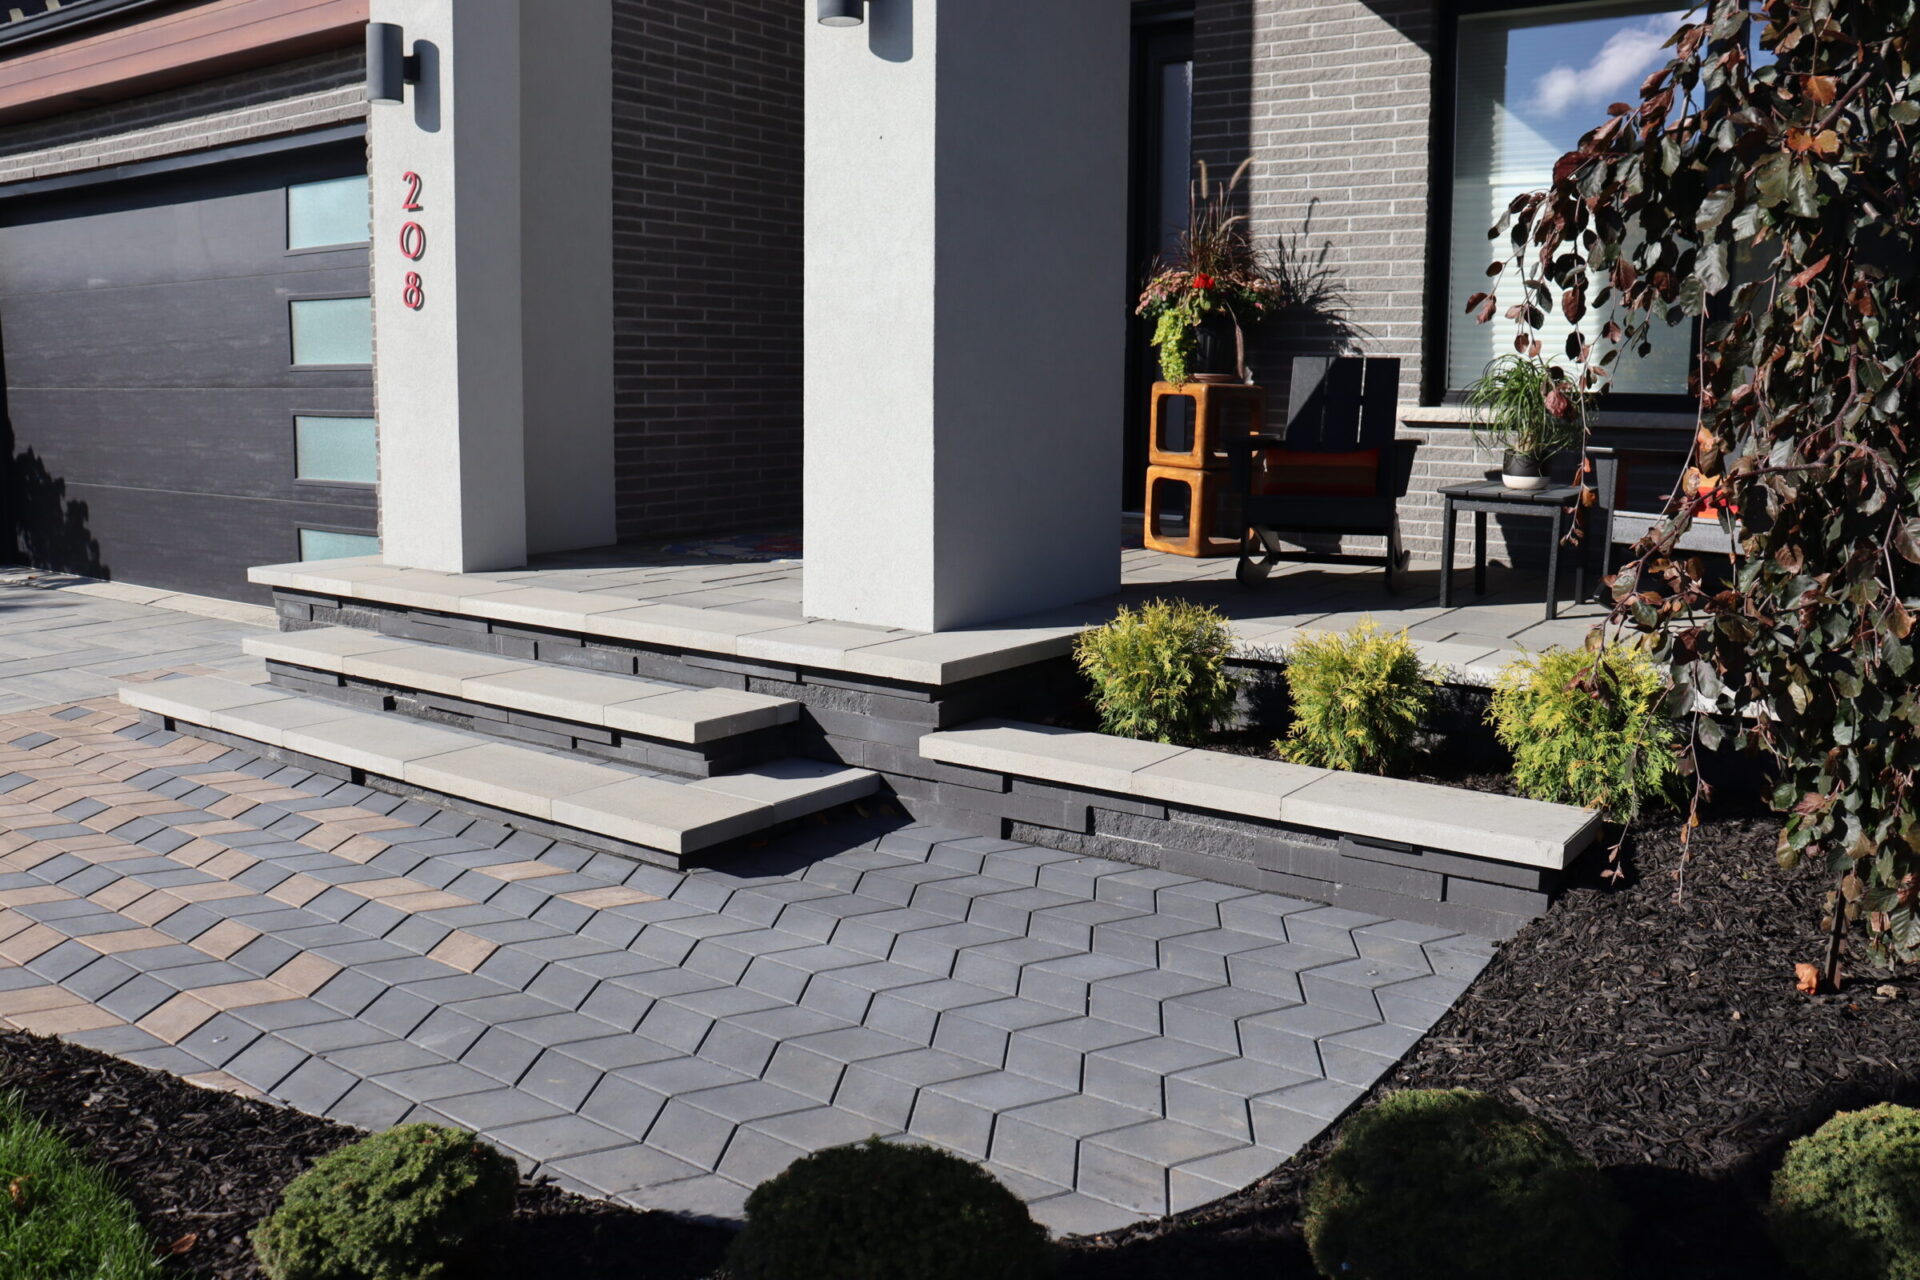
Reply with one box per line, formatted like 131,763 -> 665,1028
1192,273 -> 1215,291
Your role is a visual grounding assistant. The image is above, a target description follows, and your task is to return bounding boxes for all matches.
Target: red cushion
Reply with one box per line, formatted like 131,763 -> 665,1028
1254,447 -> 1380,497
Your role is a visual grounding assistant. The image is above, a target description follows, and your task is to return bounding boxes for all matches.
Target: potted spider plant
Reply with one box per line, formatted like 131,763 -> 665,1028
1136,159 -> 1290,386
1465,354 -> 1589,490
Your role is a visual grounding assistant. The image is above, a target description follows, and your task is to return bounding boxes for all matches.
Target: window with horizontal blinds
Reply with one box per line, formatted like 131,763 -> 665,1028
1446,1 -> 1694,395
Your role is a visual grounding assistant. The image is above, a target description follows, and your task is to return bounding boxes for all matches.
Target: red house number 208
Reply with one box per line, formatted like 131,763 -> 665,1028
400,171 -> 427,311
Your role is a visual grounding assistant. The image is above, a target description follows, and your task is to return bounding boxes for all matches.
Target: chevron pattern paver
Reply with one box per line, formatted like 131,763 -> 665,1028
0,694 -> 1493,1234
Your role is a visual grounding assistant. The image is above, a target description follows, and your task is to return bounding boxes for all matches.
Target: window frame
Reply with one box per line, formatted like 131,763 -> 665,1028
295,524 -> 382,564
283,173 -> 372,256
286,291 -> 375,370
1425,0 -> 1701,411
289,410 -> 379,490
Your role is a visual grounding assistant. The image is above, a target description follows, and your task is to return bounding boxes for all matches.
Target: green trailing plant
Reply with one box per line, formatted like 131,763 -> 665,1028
1074,599 -> 1241,746
1275,620 -> 1432,774
1490,643 -> 1682,824
1136,158 -> 1290,385
251,1124 -> 518,1280
1474,0 -> 1920,984
1304,1089 -> 1627,1280
1463,353 -> 1589,465
1770,1103 -> 1920,1280
0,1092 -> 162,1280
726,1138 -> 1054,1280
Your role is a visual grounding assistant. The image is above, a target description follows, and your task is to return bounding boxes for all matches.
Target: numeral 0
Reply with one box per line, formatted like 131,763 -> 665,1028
399,221 -> 426,261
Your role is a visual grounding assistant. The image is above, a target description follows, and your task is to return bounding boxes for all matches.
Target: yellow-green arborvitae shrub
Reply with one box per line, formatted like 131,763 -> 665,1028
1275,620 -> 1432,775
1489,644 -> 1680,822
1073,599 -> 1241,746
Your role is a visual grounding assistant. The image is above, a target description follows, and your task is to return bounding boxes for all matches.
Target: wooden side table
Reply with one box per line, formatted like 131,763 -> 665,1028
1438,481 -> 1584,621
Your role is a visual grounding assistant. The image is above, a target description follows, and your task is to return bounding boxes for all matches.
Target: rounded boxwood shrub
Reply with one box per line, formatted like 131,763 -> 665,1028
1304,1088 -> 1625,1280
726,1138 -> 1054,1280
251,1123 -> 518,1280
1489,643 -> 1680,822
1073,599 -> 1240,746
1770,1102 -> 1920,1280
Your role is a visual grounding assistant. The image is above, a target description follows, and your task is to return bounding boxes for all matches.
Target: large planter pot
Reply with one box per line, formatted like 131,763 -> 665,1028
1501,449 -> 1550,490
1188,314 -> 1242,383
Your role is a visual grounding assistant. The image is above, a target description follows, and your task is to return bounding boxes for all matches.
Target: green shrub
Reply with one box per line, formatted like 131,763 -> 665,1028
1489,644 -> 1680,822
252,1123 -> 518,1280
1770,1103 -> 1920,1280
0,1092 -> 162,1280
1304,1089 -> 1625,1280
1073,599 -> 1240,745
1275,620 -> 1432,774
727,1138 -> 1054,1280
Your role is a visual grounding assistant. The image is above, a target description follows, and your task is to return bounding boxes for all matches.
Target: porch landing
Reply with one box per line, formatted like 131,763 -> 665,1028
253,543 -> 1606,691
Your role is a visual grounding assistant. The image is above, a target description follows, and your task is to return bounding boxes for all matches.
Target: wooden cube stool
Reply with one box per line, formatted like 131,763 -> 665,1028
1144,465 -> 1243,557
1148,381 -> 1267,469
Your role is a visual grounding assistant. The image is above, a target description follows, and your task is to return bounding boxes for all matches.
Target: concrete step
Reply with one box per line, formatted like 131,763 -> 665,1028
247,627 -> 799,746
117,676 -> 878,863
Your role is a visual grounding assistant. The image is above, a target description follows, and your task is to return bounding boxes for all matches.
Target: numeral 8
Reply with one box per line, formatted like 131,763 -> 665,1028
403,272 -> 426,311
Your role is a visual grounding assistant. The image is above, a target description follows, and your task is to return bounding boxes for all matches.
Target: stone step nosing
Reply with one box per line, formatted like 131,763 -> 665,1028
117,678 -> 878,859
245,629 -> 800,746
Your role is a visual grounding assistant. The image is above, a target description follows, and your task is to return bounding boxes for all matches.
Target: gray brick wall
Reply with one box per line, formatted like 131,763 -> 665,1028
608,0 -> 803,545
1191,0 -> 1613,571
0,48 -> 365,166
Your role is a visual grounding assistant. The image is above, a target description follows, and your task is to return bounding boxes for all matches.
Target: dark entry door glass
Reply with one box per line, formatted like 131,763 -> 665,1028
1125,9 -> 1194,510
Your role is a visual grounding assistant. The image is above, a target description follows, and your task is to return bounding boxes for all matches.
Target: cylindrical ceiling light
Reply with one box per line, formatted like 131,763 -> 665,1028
817,0 -> 865,27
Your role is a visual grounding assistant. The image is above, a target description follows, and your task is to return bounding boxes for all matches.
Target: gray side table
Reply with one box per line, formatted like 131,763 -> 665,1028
1438,481 -> 1584,621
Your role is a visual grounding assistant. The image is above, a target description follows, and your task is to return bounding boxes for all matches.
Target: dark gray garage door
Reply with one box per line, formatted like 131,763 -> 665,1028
0,136 -> 375,603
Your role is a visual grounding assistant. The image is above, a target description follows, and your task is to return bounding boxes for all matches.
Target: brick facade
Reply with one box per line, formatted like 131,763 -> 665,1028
1189,0 -> 1675,571
0,48 -> 365,175
608,0 -> 804,545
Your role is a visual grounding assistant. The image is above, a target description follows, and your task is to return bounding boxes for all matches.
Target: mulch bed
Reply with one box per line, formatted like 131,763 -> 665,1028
4,774 -> 1915,1279
0,1032 -> 732,1280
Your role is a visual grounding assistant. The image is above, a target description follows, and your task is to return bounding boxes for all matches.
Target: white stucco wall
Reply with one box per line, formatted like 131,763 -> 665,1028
371,0 -> 529,572
803,0 -> 1130,632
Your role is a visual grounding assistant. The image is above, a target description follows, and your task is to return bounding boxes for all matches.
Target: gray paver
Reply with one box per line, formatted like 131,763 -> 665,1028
0,605 -> 1487,1238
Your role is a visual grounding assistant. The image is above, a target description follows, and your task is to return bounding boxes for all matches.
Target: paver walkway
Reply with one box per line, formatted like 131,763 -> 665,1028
0,571 -> 268,712
0,693 -> 1491,1234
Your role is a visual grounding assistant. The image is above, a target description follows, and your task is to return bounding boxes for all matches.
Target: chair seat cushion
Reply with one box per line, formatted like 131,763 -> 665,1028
1254,447 -> 1380,497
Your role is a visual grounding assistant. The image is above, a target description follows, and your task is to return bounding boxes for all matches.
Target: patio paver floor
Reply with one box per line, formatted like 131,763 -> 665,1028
0,694 -> 1492,1234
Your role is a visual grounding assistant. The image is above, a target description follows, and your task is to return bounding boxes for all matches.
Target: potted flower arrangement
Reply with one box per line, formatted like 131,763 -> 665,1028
1136,159 -> 1290,387
1464,353 -> 1589,490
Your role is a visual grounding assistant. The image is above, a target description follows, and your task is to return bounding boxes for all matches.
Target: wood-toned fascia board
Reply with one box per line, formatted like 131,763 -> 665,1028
0,0 -> 369,126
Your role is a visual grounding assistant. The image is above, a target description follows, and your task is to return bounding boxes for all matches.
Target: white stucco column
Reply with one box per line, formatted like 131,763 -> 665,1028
369,0 -> 614,573
803,0 -> 1130,632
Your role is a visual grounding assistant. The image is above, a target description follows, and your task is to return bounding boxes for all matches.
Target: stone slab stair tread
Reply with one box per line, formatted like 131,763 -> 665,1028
244,627 -> 800,744
116,675 -> 876,855
921,719 -> 1599,869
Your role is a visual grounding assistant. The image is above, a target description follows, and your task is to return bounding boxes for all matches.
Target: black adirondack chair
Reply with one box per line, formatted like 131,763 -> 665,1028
1229,356 -> 1418,590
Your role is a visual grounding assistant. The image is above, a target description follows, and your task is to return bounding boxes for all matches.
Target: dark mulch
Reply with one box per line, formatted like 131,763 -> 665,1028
1063,779 -> 1920,1280
0,1032 -> 732,1280
6,775 -> 1915,1279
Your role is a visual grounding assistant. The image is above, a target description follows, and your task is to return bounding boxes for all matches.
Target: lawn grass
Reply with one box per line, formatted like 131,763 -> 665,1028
0,1091 -> 161,1280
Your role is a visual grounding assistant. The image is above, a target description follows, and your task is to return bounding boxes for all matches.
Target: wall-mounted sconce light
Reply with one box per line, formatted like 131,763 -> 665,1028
366,22 -> 421,106
817,0 -> 865,27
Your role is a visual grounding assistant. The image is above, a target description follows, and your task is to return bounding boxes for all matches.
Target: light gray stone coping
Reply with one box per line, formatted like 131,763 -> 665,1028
250,560 -> 1083,687
921,720 -> 1600,871
119,676 -> 877,855
245,628 -> 798,744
